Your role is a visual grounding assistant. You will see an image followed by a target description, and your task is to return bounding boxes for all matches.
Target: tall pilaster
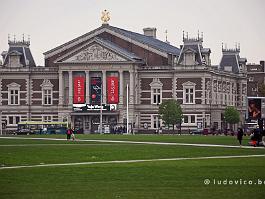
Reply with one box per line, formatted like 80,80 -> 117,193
68,71 -> 73,105
0,77 -> 2,105
173,73 -> 176,99
119,70 -> 124,104
102,70 -> 106,104
129,71 -> 134,104
85,71 -> 90,104
59,71 -> 63,105
201,77 -> 205,104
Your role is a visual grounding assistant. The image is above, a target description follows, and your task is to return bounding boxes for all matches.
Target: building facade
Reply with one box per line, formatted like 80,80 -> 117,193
246,61 -> 265,97
0,21 -> 248,133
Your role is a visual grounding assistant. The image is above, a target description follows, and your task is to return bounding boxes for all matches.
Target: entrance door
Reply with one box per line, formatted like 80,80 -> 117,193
74,117 -> 84,133
91,116 -> 100,133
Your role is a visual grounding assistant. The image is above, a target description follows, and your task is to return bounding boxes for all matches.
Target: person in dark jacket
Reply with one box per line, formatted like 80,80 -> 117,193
66,128 -> 72,140
237,128 -> 244,147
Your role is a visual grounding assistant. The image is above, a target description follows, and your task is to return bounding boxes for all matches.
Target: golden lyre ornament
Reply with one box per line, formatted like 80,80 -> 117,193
101,10 -> 110,24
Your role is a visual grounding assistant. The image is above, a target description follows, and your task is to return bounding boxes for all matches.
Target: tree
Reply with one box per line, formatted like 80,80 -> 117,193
158,99 -> 183,133
224,106 -> 240,130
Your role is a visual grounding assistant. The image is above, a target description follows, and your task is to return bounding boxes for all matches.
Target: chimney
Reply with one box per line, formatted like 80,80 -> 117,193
260,60 -> 265,72
143,27 -> 157,39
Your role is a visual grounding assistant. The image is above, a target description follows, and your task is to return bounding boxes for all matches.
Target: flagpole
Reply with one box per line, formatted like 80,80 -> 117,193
126,84 -> 129,134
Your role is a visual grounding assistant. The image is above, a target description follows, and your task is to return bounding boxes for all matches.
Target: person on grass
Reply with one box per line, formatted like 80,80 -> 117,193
237,128 -> 244,147
66,128 -> 72,140
71,128 -> 75,141
261,129 -> 265,147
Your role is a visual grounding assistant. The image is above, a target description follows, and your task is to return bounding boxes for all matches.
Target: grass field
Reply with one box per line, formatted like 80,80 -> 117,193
0,134 -> 264,199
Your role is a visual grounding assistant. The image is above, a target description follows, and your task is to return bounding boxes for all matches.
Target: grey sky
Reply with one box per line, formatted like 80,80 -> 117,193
0,0 -> 264,66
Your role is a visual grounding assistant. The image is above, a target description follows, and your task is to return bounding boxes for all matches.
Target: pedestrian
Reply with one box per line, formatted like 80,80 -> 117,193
253,127 -> 260,147
71,128 -> 75,141
66,128 -> 71,140
261,130 -> 265,147
158,127 -> 162,134
237,128 -> 244,147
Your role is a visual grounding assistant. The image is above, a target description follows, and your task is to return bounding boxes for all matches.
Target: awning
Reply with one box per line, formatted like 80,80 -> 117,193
70,111 -> 119,116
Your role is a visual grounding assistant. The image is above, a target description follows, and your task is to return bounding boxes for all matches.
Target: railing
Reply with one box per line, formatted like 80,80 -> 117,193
0,66 -> 58,72
138,65 -> 247,78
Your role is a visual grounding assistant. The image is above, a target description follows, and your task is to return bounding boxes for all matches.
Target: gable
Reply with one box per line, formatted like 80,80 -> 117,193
44,25 -> 179,67
62,43 -> 127,63
55,37 -> 144,64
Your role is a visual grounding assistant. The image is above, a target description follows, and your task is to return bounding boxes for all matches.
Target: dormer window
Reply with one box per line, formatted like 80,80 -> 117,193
183,51 -> 195,65
8,51 -> 22,67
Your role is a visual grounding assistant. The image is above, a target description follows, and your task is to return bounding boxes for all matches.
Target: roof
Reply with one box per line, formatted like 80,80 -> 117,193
219,54 -> 240,74
44,24 -> 181,57
178,44 -> 203,65
3,44 -> 36,67
56,37 -> 143,63
107,26 -> 181,55
95,37 -> 143,61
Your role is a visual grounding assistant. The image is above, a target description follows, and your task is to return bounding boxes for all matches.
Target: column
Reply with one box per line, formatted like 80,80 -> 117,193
68,71 -> 73,105
102,70 -> 106,104
119,70 -> 123,104
0,78 -> 2,106
173,73 -> 176,99
129,70 -> 134,104
85,71 -> 90,104
59,71 -> 63,105
201,77 -> 205,104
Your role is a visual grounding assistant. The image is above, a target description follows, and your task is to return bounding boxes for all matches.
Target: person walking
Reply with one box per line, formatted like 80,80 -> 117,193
66,128 -> 71,140
237,128 -> 244,147
261,129 -> 265,147
71,128 -> 75,141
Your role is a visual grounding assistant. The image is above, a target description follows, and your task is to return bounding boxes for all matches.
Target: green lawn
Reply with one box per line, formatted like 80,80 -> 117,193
26,133 -> 252,145
0,135 -> 264,199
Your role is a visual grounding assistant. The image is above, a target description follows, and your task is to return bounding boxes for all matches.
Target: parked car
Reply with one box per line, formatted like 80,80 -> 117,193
14,129 -> 33,135
190,129 -> 203,135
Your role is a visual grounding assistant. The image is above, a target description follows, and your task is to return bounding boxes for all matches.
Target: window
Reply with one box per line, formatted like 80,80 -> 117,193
8,116 -> 20,125
41,79 -> 54,105
9,116 -> 13,125
43,89 -> 52,105
152,115 -> 162,129
183,115 -> 196,124
7,82 -> 21,105
182,81 -> 196,104
190,115 -> 195,123
43,116 -> 52,122
10,89 -> 19,105
150,78 -> 163,105
183,116 -> 189,123
184,88 -> 194,104
152,88 -> 161,104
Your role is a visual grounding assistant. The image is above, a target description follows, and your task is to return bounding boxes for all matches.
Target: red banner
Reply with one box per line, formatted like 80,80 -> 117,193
73,76 -> 85,104
107,76 -> 119,104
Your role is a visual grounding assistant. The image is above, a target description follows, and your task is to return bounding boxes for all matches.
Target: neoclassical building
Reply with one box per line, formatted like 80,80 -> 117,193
0,19 -> 248,133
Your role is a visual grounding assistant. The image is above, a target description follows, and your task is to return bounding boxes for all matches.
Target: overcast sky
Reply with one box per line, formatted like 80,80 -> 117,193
0,0 -> 264,66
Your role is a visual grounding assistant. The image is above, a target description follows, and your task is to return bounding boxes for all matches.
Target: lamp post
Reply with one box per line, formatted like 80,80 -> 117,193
99,82 -> 103,134
0,111 -> 2,135
126,84 -> 129,134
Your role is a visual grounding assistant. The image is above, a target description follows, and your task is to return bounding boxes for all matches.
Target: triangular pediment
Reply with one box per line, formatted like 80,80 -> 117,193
55,38 -> 139,63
